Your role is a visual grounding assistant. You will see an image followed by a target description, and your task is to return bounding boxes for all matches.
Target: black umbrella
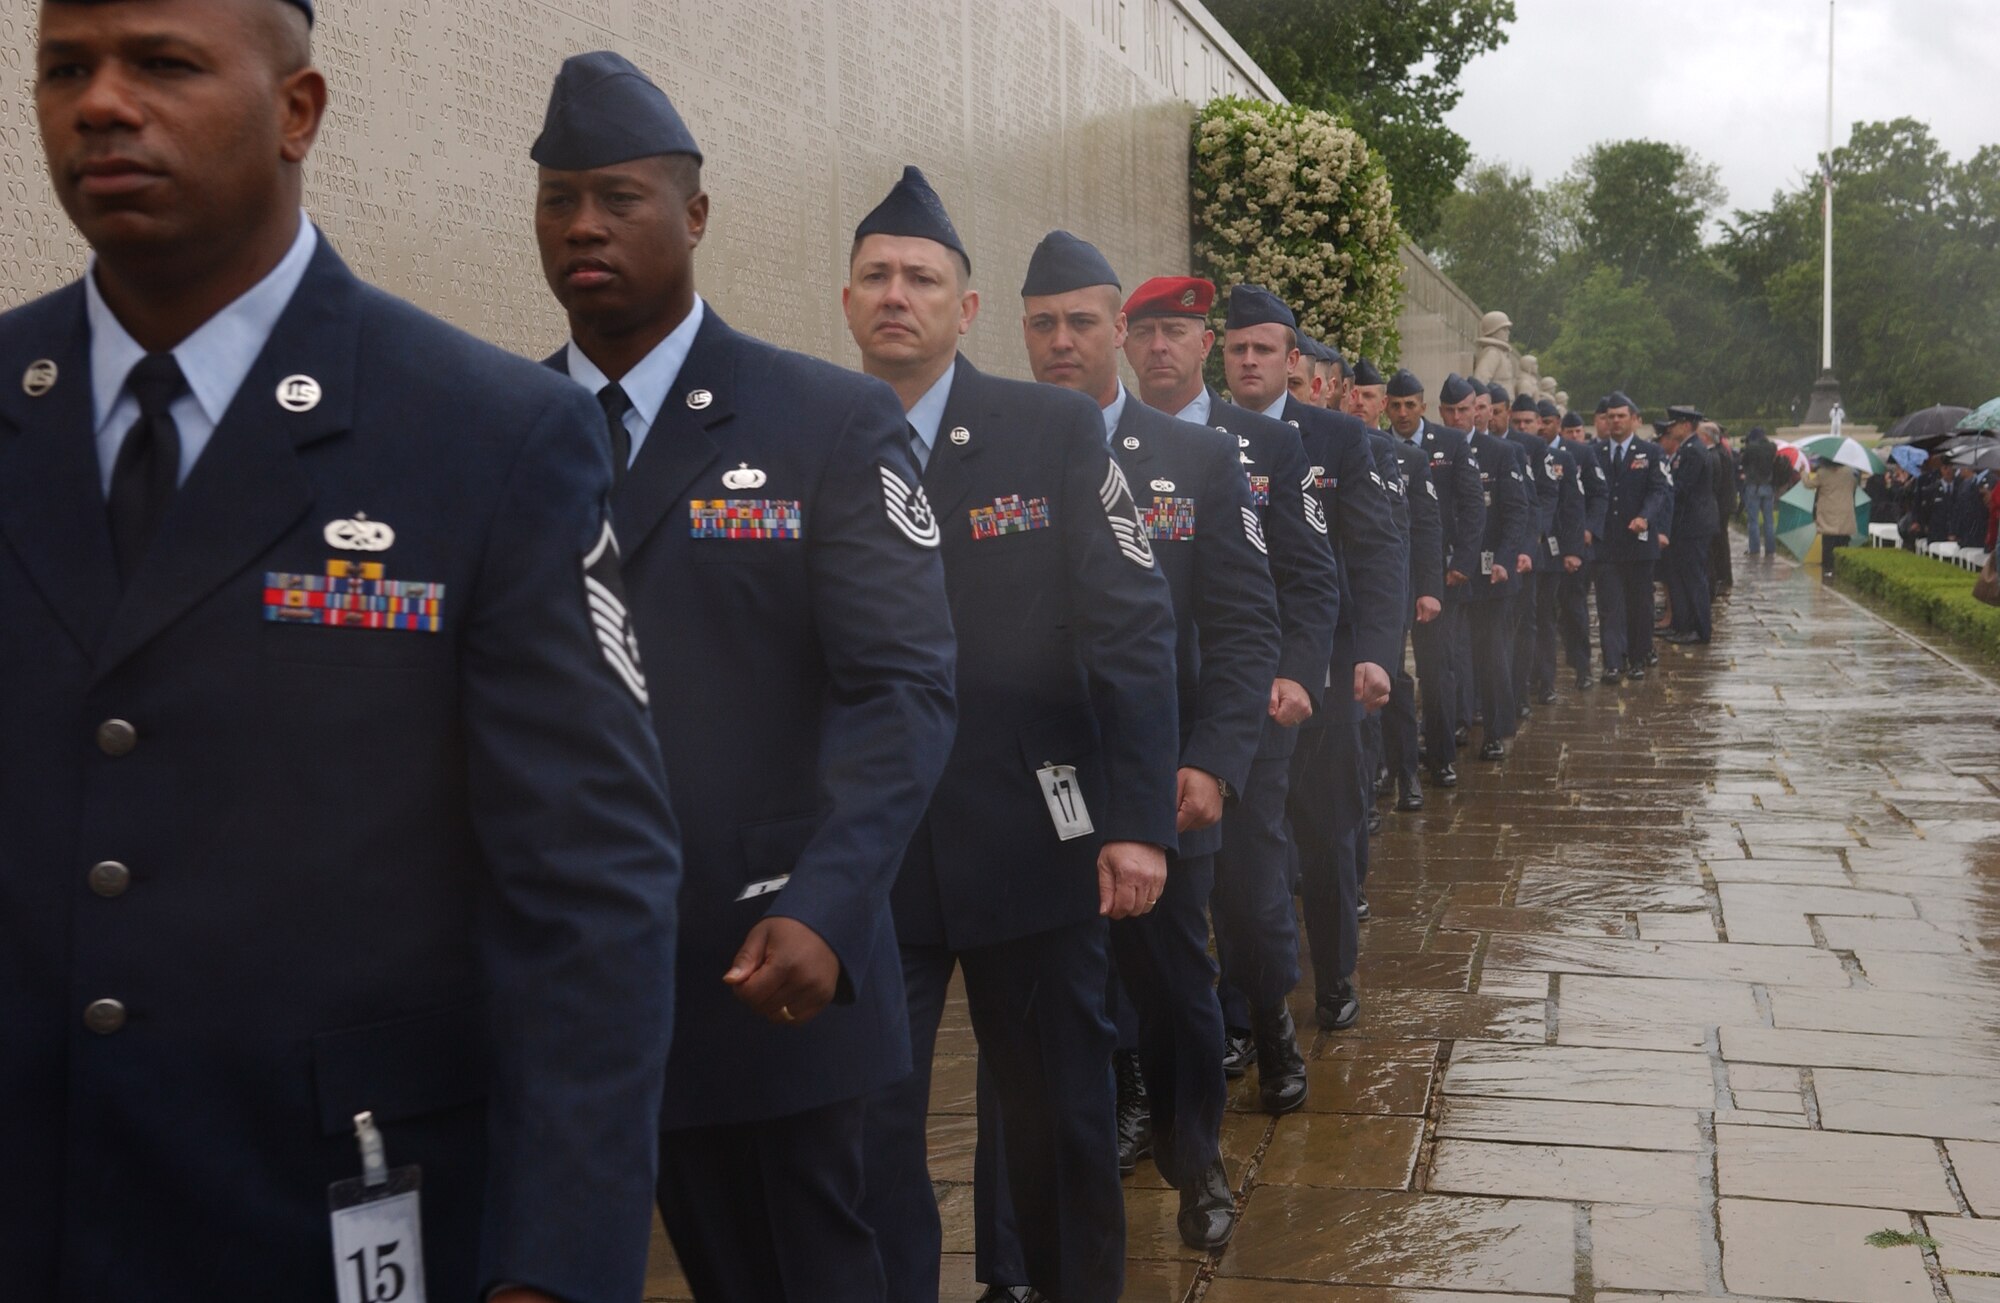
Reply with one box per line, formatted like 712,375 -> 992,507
1887,405 -> 1972,441
1948,433 -> 2000,471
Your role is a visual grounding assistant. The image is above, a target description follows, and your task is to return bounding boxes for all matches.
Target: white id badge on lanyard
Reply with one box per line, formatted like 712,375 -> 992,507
329,1112 -> 428,1303
1480,550 -> 1494,574
1036,764 -> 1095,841
1546,536 -> 1559,558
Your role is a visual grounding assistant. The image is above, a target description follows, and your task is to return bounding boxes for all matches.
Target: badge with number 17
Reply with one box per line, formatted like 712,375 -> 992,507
329,1111 -> 428,1303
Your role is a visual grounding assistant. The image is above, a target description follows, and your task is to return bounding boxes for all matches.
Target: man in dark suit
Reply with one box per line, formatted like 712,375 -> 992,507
1121,275 -> 1338,1118
1455,382 -> 1532,759
1505,394 -> 1559,710
992,230 -> 1277,1257
1218,287 -> 1403,1033
1381,416 -> 1445,810
1541,411 -> 1593,690
5,6 -> 681,1301
842,169 -> 1181,1303
531,56 -> 959,1302
1660,406 -> 1717,645
1560,410 -> 1604,689
1385,370 -> 1484,789
1596,393 -> 1675,681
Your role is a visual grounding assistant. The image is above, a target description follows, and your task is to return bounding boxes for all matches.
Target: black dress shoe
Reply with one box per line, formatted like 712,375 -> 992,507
975,1288 -> 1037,1303
1357,892 -> 1371,921
1576,670 -> 1595,690
1625,664 -> 1647,681
1454,724 -> 1470,746
1601,668 -> 1622,686
1366,808 -> 1384,836
1315,980 -> 1360,1031
1516,702 -> 1532,721
1113,1049 -> 1150,1174
1221,1028 -> 1254,1080
1251,1003 -> 1309,1114
1536,688 -> 1559,705
1479,739 -> 1506,761
1396,786 -> 1424,812
1645,651 -> 1659,666
1373,766 -> 1392,798
1176,1159 -> 1238,1251
1429,763 -> 1458,788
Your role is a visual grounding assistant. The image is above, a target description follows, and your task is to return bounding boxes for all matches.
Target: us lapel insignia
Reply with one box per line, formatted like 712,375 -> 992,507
949,426 -> 971,446
687,388 -> 714,410
275,375 -> 321,412
22,359 -> 57,397
1123,436 -> 1140,450
1151,478 -> 1175,493
722,463 -> 768,490
264,558 -> 444,632
322,512 -> 396,552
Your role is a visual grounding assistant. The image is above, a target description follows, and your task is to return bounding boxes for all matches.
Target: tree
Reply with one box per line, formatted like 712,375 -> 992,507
1540,266 -> 1675,406
1204,0 -> 1516,241
1570,140 -> 1726,283
1428,158 -> 1585,347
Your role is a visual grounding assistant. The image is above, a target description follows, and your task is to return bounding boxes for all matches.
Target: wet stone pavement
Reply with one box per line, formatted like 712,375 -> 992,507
646,551 -> 2000,1302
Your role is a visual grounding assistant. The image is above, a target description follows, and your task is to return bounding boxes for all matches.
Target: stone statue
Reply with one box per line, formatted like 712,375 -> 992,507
1538,376 -> 1559,405
1472,311 -> 1515,390
1516,353 -> 1542,399
1555,389 -> 1570,415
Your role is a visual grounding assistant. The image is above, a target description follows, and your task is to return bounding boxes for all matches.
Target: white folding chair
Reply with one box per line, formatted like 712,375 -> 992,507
1932,542 -> 1961,565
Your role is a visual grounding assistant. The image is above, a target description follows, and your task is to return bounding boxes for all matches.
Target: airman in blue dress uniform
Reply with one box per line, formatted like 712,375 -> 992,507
1595,392 -> 1675,682
530,55 -> 960,1303
1660,405 -> 1717,645
841,169 -> 1181,1303
1119,276 -> 1339,1118
1504,392 -> 1558,713
4,7 -> 681,1301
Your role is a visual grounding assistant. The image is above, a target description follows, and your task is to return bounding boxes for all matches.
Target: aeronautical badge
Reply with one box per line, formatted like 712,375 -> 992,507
1150,478 -> 1175,493
1242,506 -> 1267,555
322,513 -> 395,552
969,494 -> 1050,538
1099,460 -> 1155,569
264,559 -> 443,633
22,359 -> 56,397
1632,455 -> 1649,469
581,518 -> 648,706
721,463 -> 768,490
1142,496 -> 1196,542
879,464 -> 940,548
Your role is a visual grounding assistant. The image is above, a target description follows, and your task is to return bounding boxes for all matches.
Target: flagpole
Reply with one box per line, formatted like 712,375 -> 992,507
1821,0 -> 1835,374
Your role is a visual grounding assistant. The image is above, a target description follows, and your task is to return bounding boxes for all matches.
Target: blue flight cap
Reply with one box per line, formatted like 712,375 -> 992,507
856,166 -> 969,271
1391,370 -> 1429,400
1536,398 -> 1561,419
51,0 -> 313,19
1021,230 -> 1118,296
1607,391 -> 1639,412
1352,358 -> 1385,387
1225,285 -> 1297,332
1437,373 -> 1473,405
532,52 -> 702,170
1511,392 -> 1540,415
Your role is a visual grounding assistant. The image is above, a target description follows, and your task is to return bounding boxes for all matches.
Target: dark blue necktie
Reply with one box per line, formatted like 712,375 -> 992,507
108,353 -> 187,584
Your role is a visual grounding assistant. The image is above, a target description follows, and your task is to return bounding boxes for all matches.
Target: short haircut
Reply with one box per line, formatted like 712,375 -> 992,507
848,233 -> 971,284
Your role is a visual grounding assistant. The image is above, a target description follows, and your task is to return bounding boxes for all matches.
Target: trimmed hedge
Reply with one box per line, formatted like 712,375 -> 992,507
1832,547 -> 2000,659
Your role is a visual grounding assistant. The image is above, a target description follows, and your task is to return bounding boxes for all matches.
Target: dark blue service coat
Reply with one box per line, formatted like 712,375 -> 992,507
1388,435 -> 1445,605
550,309 -> 958,1129
1109,397 -> 1280,857
1464,428 -> 1532,603
1406,419 -> 1485,582
1599,437 -> 1676,562
0,240 -> 682,1303
896,356 -> 1180,951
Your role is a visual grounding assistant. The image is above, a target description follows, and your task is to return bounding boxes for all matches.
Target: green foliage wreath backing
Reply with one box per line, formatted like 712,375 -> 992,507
1191,97 -> 1404,365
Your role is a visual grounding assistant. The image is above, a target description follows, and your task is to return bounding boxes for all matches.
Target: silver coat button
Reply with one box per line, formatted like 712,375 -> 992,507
84,998 -> 127,1034
88,861 -> 131,898
96,719 -> 137,756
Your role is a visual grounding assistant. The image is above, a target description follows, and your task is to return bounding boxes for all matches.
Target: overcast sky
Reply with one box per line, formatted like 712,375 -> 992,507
1443,0 -> 1993,217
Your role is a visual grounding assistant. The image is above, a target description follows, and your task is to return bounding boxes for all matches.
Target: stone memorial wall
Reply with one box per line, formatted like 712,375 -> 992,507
1,0 -> 1284,375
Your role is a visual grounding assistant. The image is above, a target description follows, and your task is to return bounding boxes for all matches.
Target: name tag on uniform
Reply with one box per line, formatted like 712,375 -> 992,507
736,875 -> 790,901
1483,492 -> 1493,507
1036,764 -> 1094,841
330,1113 -> 427,1303
1480,551 -> 1495,573
1546,536 -> 1560,558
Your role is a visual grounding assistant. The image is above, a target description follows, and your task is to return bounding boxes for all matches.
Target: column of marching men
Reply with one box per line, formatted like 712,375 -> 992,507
0,13 -> 1724,1303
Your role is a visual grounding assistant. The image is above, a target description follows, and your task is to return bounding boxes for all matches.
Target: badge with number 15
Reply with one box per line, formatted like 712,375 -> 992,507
329,1111 -> 428,1303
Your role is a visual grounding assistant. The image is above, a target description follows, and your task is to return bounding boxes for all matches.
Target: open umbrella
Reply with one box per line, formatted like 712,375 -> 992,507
1794,433 -> 1884,474
1958,396 -> 2000,434
1887,405 -> 1971,441
1949,434 -> 2000,471
1776,479 -> 1872,560
1890,444 -> 1928,473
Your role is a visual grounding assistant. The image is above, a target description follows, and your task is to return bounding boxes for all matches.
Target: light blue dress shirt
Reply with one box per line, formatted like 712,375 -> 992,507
88,211 -> 318,496
1258,393 -> 1288,420
904,362 -> 957,471
1100,382 -> 1128,445
564,294 -> 706,469
1174,388 -> 1212,426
